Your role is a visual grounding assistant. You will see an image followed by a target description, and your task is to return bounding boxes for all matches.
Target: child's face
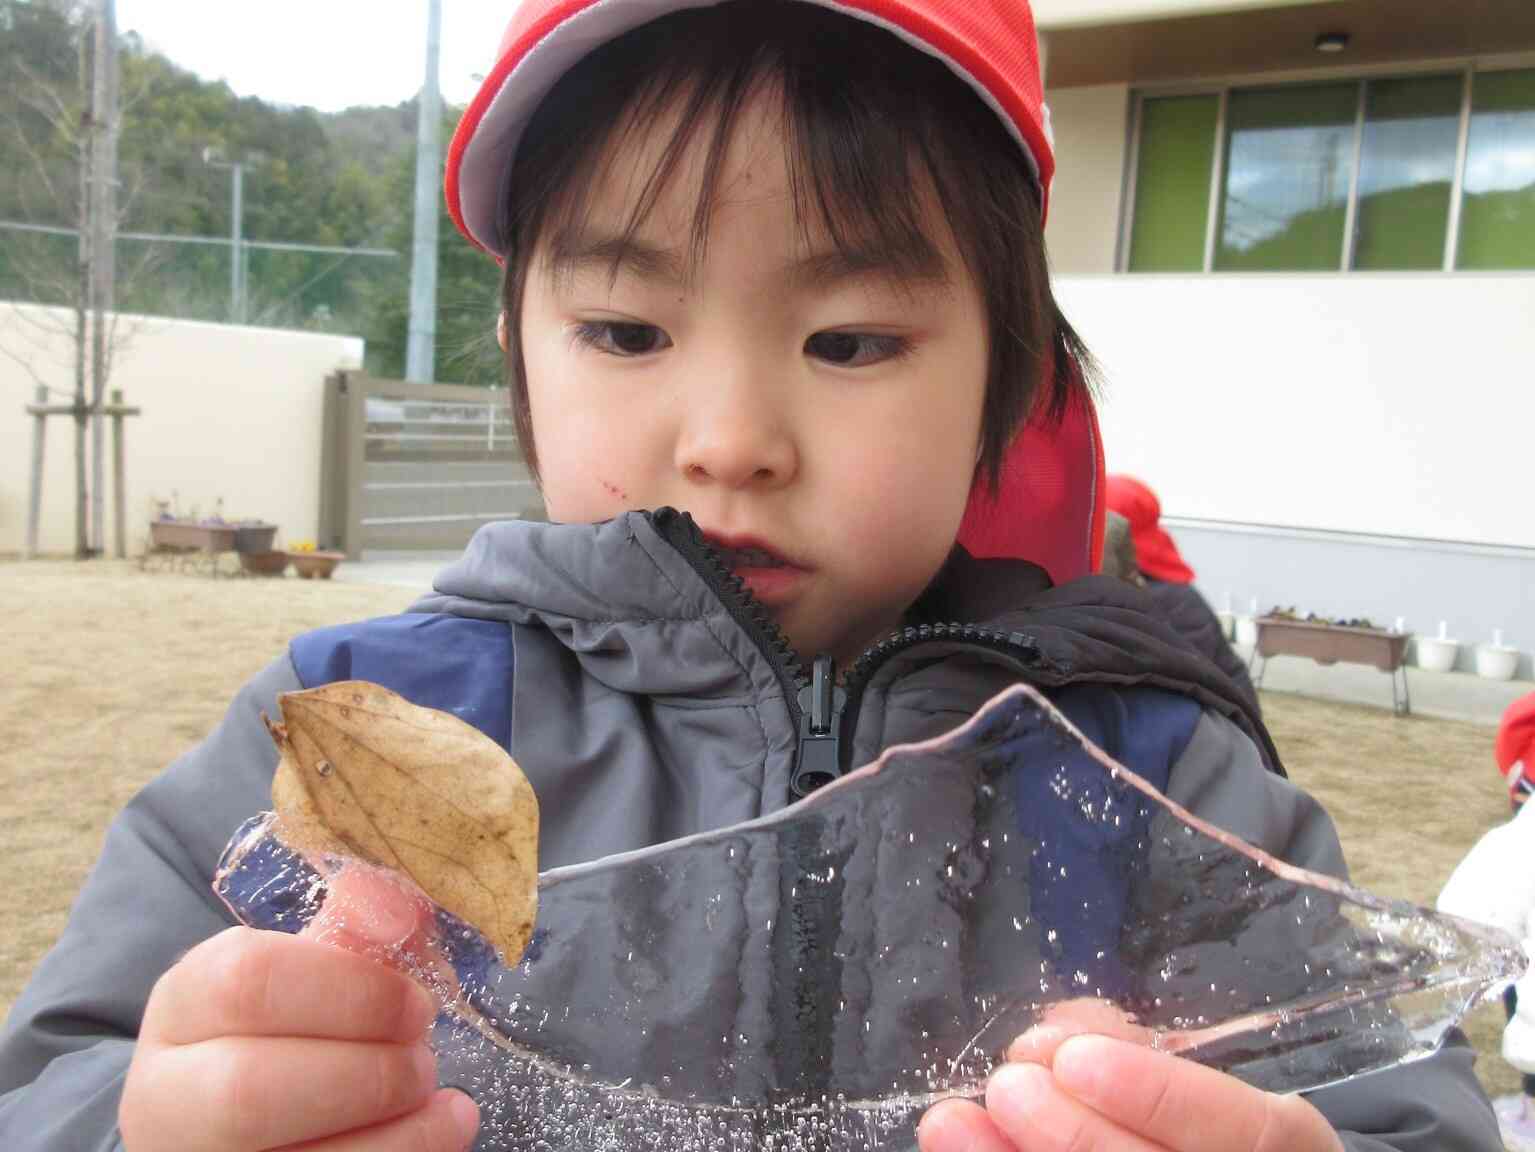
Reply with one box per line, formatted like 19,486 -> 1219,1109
516,91 -> 988,664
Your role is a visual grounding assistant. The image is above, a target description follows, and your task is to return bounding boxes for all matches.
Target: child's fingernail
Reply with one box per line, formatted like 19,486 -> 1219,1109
1007,1025 -> 1064,1062
986,1061 -> 1050,1117
1052,1035 -> 1112,1101
448,1090 -> 480,1146
915,1104 -> 963,1152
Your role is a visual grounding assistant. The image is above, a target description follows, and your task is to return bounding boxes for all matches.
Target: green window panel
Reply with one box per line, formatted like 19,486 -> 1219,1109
1353,75 -> 1463,271
1214,83 -> 1358,271
1458,68 -> 1535,270
1127,96 -> 1219,272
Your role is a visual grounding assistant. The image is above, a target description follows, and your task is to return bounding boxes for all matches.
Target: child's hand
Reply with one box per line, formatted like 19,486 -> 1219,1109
120,868 -> 480,1152
918,1001 -> 1343,1152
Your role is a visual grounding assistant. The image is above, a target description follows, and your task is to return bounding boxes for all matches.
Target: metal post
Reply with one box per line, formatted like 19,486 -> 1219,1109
406,0 -> 442,382
26,386 -> 47,559
231,162 -> 244,323
342,373 -> 367,560
111,387 -> 127,558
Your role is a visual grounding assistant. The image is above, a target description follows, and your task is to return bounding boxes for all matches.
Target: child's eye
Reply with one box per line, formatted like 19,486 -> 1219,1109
805,331 -> 912,368
571,321 -> 672,356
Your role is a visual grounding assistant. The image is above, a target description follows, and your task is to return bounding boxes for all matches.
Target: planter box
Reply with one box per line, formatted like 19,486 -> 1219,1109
1255,618 -> 1410,672
149,520 -> 237,553
1251,617 -> 1413,715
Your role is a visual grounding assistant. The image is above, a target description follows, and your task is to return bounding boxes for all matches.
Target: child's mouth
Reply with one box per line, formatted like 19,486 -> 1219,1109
703,534 -> 808,606
716,546 -> 786,571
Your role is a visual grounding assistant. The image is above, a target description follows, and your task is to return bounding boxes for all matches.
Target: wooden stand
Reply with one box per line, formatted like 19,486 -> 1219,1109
25,386 -> 141,559
1249,617 -> 1413,716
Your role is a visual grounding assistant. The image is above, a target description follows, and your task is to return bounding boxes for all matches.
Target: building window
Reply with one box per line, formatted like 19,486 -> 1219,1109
1124,66 -> 1535,273
1353,75 -> 1463,270
1215,83 -> 1357,271
1458,68 -> 1535,270
1127,96 -> 1219,272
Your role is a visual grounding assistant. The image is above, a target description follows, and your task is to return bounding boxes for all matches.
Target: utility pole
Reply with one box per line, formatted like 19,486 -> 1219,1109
405,0 -> 441,382
88,0 -> 119,555
204,150 -> 247,324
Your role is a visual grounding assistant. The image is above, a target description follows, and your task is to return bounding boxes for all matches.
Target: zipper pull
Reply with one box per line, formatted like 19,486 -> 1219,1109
791,655 -> 844,798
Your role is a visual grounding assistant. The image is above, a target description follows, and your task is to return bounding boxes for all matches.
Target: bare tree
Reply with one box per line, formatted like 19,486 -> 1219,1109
1,0 -> 153,556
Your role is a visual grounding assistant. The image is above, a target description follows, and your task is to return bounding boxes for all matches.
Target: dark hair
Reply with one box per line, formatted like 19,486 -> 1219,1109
497,0 -> 1094,489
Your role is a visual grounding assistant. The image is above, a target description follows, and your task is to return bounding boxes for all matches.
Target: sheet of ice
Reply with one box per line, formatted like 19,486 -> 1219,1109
216,683 -> 1524,1152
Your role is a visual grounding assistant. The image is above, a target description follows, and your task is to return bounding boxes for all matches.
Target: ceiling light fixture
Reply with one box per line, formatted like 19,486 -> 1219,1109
1314,31 -> 1351,54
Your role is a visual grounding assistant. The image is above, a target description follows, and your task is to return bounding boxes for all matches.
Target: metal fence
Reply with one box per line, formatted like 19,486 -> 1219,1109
319,372 -> 543,558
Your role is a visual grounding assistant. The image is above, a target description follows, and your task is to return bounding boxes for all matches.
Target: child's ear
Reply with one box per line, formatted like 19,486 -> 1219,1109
497,311 -> 509,353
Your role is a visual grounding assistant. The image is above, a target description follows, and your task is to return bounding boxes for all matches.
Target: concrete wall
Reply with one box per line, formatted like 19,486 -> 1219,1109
1054,273 -> 1535,678
1,303 -> 363,556
1170,521 -> 1535,681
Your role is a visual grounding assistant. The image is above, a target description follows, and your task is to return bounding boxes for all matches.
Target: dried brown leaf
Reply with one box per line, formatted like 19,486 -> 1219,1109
264,680 -> 539,963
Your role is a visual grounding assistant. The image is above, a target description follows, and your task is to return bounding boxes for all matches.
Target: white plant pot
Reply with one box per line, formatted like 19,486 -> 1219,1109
1216,611 -> 1236,641
1475,645 -> 1520,681
1234,616 -> 1258,648
1416,637 -> 1460,673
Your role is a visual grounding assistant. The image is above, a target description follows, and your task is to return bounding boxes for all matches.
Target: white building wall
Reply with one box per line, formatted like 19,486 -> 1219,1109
1056,273 -> 1535,550
0,304 -> 363,557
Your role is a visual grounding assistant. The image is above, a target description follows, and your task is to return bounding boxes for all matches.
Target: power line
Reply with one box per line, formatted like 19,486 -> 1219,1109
0,219 -> 399,259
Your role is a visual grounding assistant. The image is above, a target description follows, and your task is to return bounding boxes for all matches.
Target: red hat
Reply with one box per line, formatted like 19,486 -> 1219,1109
1498,692 -> 1535,782
445,0 -> 1055,260
1104,475 -> 1195,585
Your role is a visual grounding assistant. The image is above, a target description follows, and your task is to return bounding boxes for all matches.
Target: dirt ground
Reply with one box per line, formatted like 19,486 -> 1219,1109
0,559 -> 1520,1104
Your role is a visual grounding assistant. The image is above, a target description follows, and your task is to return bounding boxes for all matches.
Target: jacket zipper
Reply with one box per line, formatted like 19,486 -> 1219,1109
648,509 -> 1051,800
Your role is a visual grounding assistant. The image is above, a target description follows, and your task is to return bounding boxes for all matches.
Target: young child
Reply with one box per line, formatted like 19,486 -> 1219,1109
1438,712 -> 1535,1151
0,2 -> 1501,1150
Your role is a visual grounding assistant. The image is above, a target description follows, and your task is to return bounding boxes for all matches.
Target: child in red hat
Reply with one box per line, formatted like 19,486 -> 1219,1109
1500,693 -> 1535,812
1439,692 -> 1535,1149
1,4 -> 1498,1151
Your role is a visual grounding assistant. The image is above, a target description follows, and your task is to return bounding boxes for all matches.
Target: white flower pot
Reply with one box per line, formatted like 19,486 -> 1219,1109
1415,636 -> 1459,673
1216,611 -> 1236,641
1475,645 -> 1520,681
1234,616 -> 1258,648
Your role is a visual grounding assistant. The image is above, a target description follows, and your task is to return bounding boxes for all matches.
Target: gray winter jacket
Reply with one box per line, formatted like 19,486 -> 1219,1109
0,513 -> 1502,1149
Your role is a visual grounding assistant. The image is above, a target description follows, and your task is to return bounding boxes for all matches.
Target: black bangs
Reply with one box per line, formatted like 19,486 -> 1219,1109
498,0 -> 1094,486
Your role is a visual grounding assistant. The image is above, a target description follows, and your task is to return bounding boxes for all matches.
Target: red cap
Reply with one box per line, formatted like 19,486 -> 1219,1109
445,0 -> 1055,259
1498,693 -> 1535,781
1104,475 -> 1196,585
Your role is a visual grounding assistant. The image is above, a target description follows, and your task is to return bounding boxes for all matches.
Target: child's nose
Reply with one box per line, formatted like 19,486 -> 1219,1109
674,376 -> 799,490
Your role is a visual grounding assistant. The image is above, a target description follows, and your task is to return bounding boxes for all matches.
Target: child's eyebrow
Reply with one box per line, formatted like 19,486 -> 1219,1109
546,227 -> 950,290
789,238 -> 950,290
546,229 -> 689,287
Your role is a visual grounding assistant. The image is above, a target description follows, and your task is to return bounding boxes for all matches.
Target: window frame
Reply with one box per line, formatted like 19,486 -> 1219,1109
1116,53 -> 1535,275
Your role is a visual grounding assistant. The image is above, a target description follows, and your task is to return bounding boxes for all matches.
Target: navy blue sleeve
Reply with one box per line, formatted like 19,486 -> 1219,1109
1015,685 -> 1203,1000
289,613 -> 515,751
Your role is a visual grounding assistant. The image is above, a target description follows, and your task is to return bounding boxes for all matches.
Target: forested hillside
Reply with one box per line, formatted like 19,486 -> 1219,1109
0,0 -> 501,383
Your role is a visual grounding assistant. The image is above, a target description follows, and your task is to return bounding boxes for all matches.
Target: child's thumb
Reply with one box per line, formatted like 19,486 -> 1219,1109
303,863 -> 434,955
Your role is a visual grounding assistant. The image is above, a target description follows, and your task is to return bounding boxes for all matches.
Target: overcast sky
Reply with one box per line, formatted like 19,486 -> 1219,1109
115,1 -> 511,112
